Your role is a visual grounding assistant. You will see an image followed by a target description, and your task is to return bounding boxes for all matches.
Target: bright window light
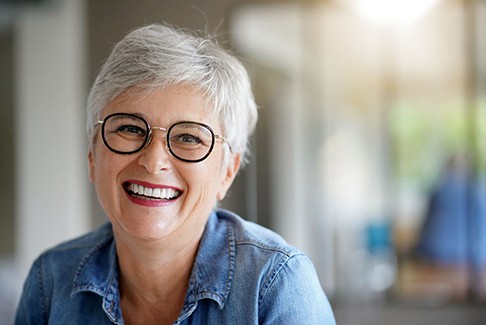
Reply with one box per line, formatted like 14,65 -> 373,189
349,0 -> 440,24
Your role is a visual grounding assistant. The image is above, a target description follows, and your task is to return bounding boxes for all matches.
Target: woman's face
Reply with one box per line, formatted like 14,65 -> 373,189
88,85 -> 240,242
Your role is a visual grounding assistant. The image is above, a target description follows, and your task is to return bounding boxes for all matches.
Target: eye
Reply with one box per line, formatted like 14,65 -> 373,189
111,124 -> 147,139
172,133 -> 202,145
117,124 -> 147,137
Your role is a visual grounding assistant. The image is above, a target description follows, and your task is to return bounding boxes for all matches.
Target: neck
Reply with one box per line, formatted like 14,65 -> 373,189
115,226 -> 204,324
115,224 -> 204,292
115,220 -> 203,298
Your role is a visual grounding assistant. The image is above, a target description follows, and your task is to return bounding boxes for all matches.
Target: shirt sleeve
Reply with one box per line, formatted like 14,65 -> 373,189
258,253 -> 336,325
15,256 -> 49,325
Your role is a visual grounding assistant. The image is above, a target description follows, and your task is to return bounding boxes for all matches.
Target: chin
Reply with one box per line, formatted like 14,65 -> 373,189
116,216 -> 180,242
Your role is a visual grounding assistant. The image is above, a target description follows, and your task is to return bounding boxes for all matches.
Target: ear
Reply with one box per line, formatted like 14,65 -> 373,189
217,153 -> 241,201
88,150 -> 96,183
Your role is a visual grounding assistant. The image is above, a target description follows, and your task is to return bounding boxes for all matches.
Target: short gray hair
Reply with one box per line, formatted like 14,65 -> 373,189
86,23 -> 258,166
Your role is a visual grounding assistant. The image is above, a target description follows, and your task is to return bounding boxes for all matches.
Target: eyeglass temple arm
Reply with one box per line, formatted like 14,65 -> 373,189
215,135 -> 233,152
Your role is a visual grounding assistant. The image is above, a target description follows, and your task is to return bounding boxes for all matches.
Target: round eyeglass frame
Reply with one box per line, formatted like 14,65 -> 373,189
96,112 -> 230,163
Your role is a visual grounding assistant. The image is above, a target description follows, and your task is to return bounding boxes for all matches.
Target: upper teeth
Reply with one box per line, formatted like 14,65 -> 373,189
129,183 -> 180,199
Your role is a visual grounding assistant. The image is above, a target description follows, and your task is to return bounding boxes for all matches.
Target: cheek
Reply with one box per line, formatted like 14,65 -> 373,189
90,149 -> 125,195
92,159 -> 114,202
183,163 -> 222,200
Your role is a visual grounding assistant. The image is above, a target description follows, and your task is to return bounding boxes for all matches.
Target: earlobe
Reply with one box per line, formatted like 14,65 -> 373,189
88,150 -> 95,183
217,153 -> 241,201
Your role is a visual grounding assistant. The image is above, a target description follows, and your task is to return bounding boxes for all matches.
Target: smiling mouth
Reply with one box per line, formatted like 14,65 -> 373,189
124,182 -> 182,201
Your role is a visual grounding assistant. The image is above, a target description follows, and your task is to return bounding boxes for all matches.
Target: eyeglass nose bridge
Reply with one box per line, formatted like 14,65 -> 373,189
144,125 -> 168,149
151,126 -> 167,132
143,126 -> 169,149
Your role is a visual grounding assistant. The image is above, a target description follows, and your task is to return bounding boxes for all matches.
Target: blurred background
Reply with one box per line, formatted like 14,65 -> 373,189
1,0 -> 486,323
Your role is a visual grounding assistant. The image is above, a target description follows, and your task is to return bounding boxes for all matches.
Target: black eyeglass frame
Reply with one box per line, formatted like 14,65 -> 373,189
96,112 -> 230,163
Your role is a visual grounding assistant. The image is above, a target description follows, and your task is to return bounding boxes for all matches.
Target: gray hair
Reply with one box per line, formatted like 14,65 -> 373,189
86,23 -> 257,166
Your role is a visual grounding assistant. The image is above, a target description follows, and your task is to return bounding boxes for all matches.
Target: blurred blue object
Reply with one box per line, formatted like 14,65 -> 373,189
366,221 -> 392,254
417,155 -> 486,267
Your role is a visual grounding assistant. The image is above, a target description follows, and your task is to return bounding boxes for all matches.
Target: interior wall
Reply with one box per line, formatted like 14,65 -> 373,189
0,27 -> 15,258
14,0 -> 90,279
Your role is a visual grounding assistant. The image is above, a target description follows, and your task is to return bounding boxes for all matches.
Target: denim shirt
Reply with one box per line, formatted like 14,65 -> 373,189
15,209 -> 336,324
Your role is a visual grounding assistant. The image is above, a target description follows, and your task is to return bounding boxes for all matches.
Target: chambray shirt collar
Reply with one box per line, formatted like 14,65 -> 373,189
71,234 -> 122,323
188,211 -> 236,308
70,211 -> 235,323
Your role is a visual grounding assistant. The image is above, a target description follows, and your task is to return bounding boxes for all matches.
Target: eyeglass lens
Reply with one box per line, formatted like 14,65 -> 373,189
101,113 -> 215,162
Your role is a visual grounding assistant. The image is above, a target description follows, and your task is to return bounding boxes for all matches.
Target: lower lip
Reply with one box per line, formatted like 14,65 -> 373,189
125,191 -> 179,207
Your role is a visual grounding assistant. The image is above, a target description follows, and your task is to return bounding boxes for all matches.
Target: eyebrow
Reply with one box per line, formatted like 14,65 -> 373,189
118,112 -> 209,128
128,112 -> 146,119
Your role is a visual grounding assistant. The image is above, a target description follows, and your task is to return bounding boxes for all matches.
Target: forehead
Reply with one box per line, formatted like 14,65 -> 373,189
102,85 -> 218,127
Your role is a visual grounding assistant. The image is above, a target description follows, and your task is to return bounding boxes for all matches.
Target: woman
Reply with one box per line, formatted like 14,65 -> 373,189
15,24 -> 336,324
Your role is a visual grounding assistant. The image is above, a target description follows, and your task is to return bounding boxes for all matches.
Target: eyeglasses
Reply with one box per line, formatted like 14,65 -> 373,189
96,113 -> 231,163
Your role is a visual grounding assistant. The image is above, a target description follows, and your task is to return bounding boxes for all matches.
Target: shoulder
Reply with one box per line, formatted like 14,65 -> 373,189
212,210 -> 336,324
214,209 -> 315,288
39,222 -> 114,260
215,208 -> 302,257
16,223 -> 115,323
27,222 -> 115,284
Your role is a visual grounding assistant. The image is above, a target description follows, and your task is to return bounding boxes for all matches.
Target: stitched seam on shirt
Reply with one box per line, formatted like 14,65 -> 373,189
103,266 -> 120,323
258,253 -> 306,307
38,256 -> 48,322
236,241 -> 295,256
225,221 -> 236,303
190,218 -> 236,309
71,236 -> 114,297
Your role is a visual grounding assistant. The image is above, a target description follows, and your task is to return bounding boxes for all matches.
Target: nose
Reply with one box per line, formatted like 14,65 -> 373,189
137,130 -> 171,173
